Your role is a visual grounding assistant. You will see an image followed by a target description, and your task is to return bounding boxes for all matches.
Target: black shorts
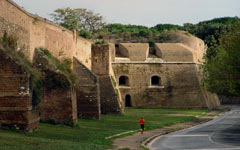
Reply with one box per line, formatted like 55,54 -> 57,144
140,124 -> 144,130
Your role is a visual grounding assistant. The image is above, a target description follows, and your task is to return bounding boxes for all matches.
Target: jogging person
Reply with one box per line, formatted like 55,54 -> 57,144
139,117 -> 144,134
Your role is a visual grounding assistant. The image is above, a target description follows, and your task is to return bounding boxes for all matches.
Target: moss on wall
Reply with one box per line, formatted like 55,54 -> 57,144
38,48 -> 75,89
0,32 -> 42,108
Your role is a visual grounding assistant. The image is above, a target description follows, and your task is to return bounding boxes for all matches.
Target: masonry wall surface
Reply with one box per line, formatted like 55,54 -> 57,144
33,49 -> 78,124
0,50 -> 39,130
0,0 -> 92,63
40,84 -> 78,125
92,45 -> 123,114
73,57 -> 100,119
112,62 -> 219,108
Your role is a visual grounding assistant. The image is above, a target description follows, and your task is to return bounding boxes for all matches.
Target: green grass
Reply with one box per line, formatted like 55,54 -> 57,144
0,108 -> 208,150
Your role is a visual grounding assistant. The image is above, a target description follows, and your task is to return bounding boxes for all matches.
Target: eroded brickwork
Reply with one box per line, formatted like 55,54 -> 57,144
34,49 -> 78,125
73,57 -> 100,119
0,50 -> 39,130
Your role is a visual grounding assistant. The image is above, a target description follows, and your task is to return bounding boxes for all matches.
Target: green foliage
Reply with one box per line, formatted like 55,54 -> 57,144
183,17 -> 240,47
202,22 -> 240,96
94,40 -> 107,45
39,48 -> 75,89
79,29 -> 92,39
95,17 -> 240,45
31,73 -> 43,107
1,31 -> 18,49
0,108 -> 208,150
111,76 -> 117,87
51,7 -> 106,38
148,40 -> 155,47
151,24 -> 182,32
32,17 -> 40,24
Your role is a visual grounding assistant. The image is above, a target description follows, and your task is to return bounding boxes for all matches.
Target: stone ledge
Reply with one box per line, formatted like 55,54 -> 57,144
119,86 -> 131,89
113,61 -> 202,65
148,86 -> 164,89
0,106 -> 32,111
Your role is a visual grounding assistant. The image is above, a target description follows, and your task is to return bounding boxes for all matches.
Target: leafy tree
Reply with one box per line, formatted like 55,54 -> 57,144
202,22 -> 240,96
151,24 -> 182,32
51,8 -> 106,38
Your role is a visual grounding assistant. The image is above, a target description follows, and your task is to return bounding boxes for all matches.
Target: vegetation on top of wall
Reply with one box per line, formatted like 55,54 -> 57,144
0,31 -> 43,108
39,48 -> 75,89
50,5 -> 239,46
111,76 -> 117,87
94,40 -> 108,45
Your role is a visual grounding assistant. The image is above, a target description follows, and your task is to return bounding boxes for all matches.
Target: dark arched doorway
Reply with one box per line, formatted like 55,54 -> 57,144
125,94 -> 132,107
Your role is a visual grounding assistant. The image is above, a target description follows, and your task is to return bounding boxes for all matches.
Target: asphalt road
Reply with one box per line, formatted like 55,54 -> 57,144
148,105 -> 240,150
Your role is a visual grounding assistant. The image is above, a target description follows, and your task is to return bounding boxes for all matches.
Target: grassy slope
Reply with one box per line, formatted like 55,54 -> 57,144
0,108 -> 208,150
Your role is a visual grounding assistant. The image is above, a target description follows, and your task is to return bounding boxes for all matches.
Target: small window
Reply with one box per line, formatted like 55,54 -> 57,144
119,76 -> 129,86
151,76 -> 161,86
125,94 -> 132,107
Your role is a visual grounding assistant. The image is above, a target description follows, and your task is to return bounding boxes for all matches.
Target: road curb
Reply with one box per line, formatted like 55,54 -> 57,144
105,130 -> 139,140
141,107 -> 231,149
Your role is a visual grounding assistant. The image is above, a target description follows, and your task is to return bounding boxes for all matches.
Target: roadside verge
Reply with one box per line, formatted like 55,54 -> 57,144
111,105 -> 231,150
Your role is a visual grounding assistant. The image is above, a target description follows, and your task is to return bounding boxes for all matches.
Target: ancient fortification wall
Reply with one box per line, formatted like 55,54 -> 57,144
0,0 -> 92,69
0,0 -> 220,130
33,49 -> 78,125
92,45 -> 123,114
112,62 -> 219,109
118,43 -> 149,61
73,57 -> 100,119
0,48 -> 39,130
112,38 -> 220,109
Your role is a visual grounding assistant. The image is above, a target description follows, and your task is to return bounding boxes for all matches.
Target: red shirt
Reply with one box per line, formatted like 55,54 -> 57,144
139,118 -> 144,124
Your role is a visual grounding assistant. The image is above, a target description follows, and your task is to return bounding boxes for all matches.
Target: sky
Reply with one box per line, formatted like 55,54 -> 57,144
13,0 -> 240,27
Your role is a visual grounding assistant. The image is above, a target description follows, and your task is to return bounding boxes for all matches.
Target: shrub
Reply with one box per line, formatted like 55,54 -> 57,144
39,48 -> 75,89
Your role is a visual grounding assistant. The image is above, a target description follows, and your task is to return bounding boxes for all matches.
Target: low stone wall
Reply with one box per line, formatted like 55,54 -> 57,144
0,50 -> 39,130
73,57 -> 100,119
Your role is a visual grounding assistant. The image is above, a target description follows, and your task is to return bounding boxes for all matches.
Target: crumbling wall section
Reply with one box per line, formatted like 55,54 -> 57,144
73,57 -> 100,119
0,49 -> 39,130
33,49 -> 77,125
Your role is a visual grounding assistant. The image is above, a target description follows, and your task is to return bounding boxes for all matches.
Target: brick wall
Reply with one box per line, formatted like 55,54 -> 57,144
34,49 -> 78,125
73,57 -> 100,119
0,49 -> 39,130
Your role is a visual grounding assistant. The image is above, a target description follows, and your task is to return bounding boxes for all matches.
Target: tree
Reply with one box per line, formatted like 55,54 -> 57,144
202,22 -> 240,96
51,8 -> 106,38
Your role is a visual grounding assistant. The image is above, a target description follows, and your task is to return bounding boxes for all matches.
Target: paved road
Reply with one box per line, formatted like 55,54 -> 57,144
148,105 -> 240,150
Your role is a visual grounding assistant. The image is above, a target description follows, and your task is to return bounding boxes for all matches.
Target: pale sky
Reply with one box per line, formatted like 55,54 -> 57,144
13,0 -> 240,27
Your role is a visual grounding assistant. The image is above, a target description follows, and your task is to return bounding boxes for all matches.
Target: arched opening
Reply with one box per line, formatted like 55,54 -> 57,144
151,76 -> 160,86
119,76 -> 129,86
125,94 -> 132,107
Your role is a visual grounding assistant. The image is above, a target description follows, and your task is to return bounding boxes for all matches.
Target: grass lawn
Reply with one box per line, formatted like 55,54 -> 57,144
0,108 -> 208,150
